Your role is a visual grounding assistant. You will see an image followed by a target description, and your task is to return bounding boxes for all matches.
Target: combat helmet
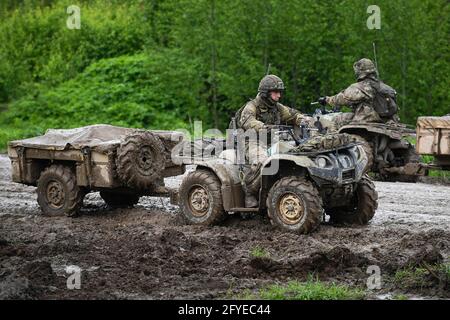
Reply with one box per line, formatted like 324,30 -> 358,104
353,58 -> 378,80
258,75 -> 285,94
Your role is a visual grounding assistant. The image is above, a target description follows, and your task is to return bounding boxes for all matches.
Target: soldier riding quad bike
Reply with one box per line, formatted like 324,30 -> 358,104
314,108 -> 425,182
314,58 -> 425,182
174,124 -> 378,234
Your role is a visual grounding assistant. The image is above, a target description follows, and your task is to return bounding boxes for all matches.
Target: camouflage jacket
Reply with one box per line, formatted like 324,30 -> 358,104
326,78 -> 382,122
326,78 -> 377,108
238,95 -> 306,131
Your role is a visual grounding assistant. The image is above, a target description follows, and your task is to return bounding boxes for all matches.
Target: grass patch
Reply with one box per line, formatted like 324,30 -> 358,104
392,294 -> 409,300
238,277 -> 365,300
393,263 -> 450,290
250,246 -> 269,259
394,267 -> 429,289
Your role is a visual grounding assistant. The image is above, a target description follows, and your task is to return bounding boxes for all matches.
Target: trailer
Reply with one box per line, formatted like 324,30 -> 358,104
8,124 -> 185,216
416,115 -> 450,170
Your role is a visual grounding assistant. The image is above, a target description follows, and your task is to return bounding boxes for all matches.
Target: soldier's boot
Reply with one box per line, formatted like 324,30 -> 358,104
243,163 -> 262,208
245,194 -> 258,208
152,177 -> 168,194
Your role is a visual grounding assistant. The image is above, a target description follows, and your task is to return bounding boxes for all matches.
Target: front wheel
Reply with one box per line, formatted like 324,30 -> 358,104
329,176 -> 378,225
179,169 -> 226,225
267,177 -> 323,234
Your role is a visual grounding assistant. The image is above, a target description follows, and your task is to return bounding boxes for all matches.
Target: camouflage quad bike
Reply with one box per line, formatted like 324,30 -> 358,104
174,125 -> 378,234
8,125 -> 185,216
316,111 -> 425,182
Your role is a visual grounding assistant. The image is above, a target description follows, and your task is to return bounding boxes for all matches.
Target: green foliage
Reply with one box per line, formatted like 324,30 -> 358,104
0,0 -> 149,101
0,51 -> 201,149
239,277 -> 365,300
0,0 -> 448,145
250,246 -> 269,259
0,125 -> 44,152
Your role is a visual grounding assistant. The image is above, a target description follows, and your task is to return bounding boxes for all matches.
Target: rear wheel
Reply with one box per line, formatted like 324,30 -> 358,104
329,176 -> 378,225
179,169 -> 225,225
380,144 -> 422,183
37,164 -> 84,217
100,191 -> 140,208
267,177 -> 323,234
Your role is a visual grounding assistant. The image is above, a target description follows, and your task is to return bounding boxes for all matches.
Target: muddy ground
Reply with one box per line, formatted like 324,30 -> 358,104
0,154 -> 449,300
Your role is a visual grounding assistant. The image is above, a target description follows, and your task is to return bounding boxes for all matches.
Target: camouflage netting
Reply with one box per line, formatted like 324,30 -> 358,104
291,133 -> 357,153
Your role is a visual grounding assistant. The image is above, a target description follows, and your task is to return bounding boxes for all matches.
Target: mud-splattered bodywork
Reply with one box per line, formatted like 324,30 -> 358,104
187,138 -> 368,211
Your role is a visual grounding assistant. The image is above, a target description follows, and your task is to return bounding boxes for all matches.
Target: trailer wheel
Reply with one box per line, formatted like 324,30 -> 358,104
100,191 -> 140,208
116,130 -> 165,190
37,164 -> 84,217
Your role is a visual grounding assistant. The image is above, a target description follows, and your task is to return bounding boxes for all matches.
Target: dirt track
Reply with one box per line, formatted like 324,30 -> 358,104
0,154 -> 449,299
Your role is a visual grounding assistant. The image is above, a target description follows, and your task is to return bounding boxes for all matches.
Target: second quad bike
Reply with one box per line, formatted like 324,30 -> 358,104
315,110 -> 426,182
173,124 -> 378,234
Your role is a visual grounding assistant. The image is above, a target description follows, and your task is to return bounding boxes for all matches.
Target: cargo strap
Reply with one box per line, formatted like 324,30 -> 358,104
81,146 -> 93,187
17,146 -> 25,182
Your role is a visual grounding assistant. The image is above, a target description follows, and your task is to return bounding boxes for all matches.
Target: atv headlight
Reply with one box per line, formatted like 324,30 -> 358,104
316,157 -> 328,168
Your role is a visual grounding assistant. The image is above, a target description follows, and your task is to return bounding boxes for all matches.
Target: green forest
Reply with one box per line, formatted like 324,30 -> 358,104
0,0 -> 448,150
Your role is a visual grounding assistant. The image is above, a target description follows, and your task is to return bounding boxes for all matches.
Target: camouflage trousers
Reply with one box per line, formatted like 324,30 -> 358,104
242,140 -> 268,195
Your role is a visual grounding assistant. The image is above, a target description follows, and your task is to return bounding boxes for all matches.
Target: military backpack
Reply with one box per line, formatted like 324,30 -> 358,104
372,81 -> 398,118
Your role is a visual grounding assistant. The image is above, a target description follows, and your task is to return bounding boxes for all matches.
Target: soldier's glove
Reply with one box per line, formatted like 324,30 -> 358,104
318,97 -> 328,106
296,116 -> 312,127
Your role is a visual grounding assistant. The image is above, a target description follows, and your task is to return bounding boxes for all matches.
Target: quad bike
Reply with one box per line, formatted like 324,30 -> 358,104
313,107 -> 426,182
173,123 -> 378,234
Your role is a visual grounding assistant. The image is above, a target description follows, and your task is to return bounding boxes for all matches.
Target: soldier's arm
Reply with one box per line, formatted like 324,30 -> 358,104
326,83 -> 372,108
240,102 -> 265,131
278,104 -> 308,125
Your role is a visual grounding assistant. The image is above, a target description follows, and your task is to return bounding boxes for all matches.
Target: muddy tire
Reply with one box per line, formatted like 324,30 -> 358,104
394,144 -> 421,182
329,176 -> 378,225
100,191 -> 140,208
179,169 -> 225,225
267,177 -> 323,234
116,131 -> 165,190
37,164 -> 84,217
380,144 -> 421,183
350,134 -> 373,172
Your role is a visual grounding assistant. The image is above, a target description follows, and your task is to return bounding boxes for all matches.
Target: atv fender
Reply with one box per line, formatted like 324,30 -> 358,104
192,156 -> 244,211
338,124 -> 403,140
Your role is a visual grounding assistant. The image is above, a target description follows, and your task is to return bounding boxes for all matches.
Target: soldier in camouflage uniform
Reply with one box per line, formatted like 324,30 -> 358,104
318,58 -> 399,130
234,74 -> 311,207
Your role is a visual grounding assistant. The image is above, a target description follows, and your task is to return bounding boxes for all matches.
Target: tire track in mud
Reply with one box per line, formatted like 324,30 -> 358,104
0,154 -> 449,299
